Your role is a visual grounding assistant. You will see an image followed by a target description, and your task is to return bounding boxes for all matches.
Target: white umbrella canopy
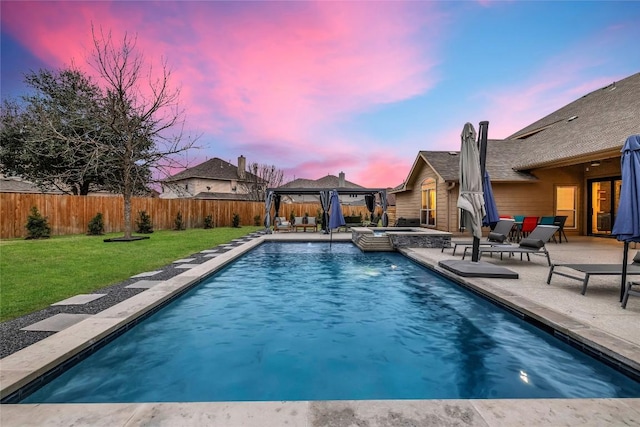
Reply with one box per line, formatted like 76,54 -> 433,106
457,122 -> 486,240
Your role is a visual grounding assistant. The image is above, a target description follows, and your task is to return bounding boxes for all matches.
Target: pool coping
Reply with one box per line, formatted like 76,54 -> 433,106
400,248 -> 640,378
1,233 -> 640,426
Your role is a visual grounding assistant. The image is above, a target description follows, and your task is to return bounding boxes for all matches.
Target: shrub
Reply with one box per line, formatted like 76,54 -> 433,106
25,206 -> 51,239
253,214 -> 261,226
204,214 -> 214,229
87,212 -> 105,235
135,210 -> 154,234
174,211 -> 185,231
232,213 -> 241,228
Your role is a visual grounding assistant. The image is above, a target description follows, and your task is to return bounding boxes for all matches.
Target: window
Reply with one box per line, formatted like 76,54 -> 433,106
556,185 -> 576,228
420,178 -> 436,226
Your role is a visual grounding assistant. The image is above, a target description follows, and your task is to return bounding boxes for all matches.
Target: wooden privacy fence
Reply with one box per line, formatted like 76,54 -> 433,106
0,193 -> 393,239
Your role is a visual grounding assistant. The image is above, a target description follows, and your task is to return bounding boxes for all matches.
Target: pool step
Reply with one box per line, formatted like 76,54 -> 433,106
353,233 -> 395,252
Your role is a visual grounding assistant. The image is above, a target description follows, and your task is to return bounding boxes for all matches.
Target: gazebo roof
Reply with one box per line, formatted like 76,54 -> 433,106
267,187 -> 386,195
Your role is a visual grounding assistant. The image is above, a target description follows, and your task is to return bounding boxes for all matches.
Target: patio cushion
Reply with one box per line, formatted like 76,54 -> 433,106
634,251 -> 640,264
276,217 -> 290,226
488,232 -> 507,243
519,238 -> 545,249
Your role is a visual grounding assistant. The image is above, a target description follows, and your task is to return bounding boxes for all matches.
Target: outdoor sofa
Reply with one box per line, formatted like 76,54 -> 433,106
547,251 -> 640,295
293,216 -> 318,232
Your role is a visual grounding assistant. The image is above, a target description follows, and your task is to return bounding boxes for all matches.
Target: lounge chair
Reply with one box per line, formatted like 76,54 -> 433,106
622,281 -> 640,308
547,251 -> 640,295
553,215 -> 569,243
273,216 -> 292,232
443,218 -> 515,255
463,225 -> 559,266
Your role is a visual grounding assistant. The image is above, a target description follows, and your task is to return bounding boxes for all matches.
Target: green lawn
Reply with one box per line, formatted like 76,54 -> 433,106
0,227 -> 261,322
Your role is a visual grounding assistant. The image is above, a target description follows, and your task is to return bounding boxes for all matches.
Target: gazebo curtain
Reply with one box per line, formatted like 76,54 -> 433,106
320,190 -> 330,233
264,191 -> 273,230
364,194 -> 375,222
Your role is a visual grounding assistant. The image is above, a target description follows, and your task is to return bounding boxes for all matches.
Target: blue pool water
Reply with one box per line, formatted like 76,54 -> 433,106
23,242 -> 640,402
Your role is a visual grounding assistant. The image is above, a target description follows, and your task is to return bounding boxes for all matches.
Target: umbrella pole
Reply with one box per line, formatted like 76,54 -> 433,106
621,241 -> 629,302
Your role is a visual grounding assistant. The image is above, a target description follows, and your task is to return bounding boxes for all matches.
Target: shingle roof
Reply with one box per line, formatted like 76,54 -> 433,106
0,178 -> 63,194
164,158 -> 258,183
280,174 -> 364,189
192,192 -> 253,201
419,142 -> 537,183
508,72 -> 640,169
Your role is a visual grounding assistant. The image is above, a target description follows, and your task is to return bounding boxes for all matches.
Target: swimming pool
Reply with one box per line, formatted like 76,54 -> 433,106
21,242 -> 640,402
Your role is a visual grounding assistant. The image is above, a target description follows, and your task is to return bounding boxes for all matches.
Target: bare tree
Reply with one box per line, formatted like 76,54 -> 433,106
242,161 -> 284,202
90,27 -> 197,239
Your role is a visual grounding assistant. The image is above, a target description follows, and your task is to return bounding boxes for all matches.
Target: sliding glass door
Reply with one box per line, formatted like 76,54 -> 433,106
588,177 -> 621,236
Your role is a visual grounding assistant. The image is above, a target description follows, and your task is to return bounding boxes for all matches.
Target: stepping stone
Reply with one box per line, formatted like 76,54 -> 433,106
200,249 -> 219,253
131,270 -> 163,278
21,313 -> 92,332
173,258 -> 196,263
51,294 -> 106,306
203,253 -> 220,258
125,280 -> 162,289
174,264 -> 198,269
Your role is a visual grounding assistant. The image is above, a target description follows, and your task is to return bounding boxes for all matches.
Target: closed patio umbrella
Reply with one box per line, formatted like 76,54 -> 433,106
438,121 -> 517,279
482,171 -> 499,228
612,134 -> 640,302
457,122 -> 486,261
329,190 -> 345,247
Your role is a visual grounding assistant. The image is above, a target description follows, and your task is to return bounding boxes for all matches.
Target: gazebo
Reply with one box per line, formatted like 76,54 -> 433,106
264,187 -> 388,233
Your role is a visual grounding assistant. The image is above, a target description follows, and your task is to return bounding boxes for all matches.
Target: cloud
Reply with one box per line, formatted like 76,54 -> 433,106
1,1 -> 443,187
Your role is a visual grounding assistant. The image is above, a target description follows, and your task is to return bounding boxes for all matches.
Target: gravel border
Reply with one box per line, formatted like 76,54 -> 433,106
0,232 -> 265,358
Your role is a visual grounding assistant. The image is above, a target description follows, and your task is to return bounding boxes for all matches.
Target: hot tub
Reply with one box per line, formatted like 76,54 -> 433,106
351,227 -> 452,249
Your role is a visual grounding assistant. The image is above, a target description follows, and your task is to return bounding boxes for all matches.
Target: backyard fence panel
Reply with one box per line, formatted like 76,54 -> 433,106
0,193 -> 386,239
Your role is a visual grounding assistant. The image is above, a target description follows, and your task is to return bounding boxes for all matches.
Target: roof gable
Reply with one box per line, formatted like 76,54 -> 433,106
393,143 -> 537,193
508,72 -> 640,169
164,158 -> 258,182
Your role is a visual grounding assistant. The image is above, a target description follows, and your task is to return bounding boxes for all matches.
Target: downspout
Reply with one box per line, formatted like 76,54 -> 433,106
446,181 -> 456,232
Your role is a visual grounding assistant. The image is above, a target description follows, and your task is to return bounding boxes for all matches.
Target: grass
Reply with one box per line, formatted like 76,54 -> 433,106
0,227 -> 261,322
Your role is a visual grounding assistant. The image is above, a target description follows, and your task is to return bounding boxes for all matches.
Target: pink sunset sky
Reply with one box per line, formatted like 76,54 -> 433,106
2,1 -> 639,188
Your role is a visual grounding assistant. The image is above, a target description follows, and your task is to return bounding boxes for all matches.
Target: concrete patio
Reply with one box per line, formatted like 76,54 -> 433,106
1,232 -> 639,426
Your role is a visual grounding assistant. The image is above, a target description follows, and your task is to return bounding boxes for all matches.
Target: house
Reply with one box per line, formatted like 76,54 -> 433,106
278,171 -> 367,205
160,155 -> 263,200
393,72 -> 640,237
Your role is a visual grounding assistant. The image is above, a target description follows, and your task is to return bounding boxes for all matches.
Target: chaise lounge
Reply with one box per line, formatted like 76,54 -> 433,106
547,251 -> 640,295
443,218 -> 515,255
463,225 -> 559,266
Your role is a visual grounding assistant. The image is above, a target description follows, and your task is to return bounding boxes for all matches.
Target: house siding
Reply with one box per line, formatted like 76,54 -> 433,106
161,177 -> 249,199
394,161 -> 458,230
395,160 -> 620,237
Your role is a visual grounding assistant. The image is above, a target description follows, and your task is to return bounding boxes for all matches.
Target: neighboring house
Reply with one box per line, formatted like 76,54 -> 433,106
393,72 -> 640,237
0,175 -> 140,197
0,176 -> 62,194
161,155 -> 263,200
278,171 -> 368,205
